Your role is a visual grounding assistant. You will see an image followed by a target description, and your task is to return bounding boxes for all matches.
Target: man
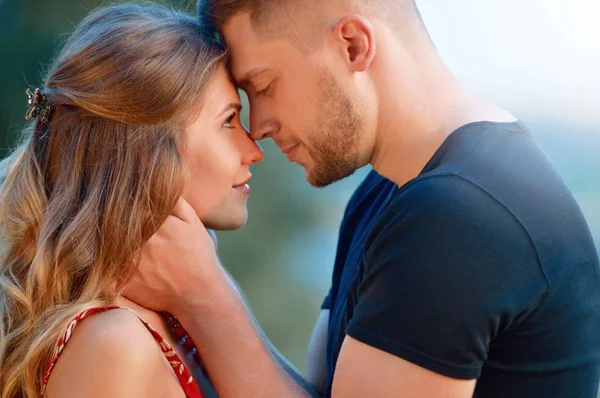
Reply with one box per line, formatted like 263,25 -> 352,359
127,1 -> 600,397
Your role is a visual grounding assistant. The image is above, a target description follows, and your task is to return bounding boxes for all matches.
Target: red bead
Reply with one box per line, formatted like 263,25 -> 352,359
173,326 -> 187,339
160,312 -> 199,355
185,336 -> 195,349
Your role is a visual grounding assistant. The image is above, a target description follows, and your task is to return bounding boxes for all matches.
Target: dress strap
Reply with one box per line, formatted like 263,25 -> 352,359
41,306 -> 203,398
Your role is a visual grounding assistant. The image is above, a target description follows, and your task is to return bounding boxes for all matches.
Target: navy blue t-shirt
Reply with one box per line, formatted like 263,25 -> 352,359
322,121 -> 600,397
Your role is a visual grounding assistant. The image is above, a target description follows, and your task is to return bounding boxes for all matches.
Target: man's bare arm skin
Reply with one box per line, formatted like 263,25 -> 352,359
305,310 -> 329,395
224,269 -> 321,397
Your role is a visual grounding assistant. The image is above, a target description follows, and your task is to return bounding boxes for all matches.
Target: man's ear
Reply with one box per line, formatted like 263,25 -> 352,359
332,14 -> 376,72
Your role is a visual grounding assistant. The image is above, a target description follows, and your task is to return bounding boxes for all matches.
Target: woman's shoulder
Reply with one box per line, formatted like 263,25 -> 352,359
45,307 -> 182,398
59,306 -> 159,357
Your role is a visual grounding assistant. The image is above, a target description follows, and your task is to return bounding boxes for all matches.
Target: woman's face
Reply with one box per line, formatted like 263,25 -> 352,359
181,67 -> 263,230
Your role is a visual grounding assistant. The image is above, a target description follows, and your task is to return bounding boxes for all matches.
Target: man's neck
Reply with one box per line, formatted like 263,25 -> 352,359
369,56 -> 515,187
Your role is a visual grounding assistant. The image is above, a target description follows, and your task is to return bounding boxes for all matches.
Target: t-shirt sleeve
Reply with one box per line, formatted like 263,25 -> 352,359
346,175 -> 542,379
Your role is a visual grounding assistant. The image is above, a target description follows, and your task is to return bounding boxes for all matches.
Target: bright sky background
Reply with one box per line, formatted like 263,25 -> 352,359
418,0 -> 600,125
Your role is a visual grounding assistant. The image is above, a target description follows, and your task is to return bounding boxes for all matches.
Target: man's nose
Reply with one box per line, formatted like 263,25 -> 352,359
248,103 -> 279,141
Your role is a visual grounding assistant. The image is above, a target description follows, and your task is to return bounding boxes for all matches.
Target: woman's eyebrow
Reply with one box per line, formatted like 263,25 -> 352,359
218,103 -> 242,117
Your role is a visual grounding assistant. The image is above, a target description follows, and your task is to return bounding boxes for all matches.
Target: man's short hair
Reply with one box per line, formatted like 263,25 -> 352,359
196,0 -> 269,32
196,0 -> 429,45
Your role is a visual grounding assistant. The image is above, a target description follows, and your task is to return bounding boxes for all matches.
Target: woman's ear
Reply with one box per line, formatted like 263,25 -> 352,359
332,14 -> 376,72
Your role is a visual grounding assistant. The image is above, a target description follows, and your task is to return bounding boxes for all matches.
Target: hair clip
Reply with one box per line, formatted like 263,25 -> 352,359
25,88 -> 54,123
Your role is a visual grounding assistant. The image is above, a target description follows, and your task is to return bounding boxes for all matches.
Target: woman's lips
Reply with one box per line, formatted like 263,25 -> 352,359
233,175 -> 252,195
233,183 -> 250,195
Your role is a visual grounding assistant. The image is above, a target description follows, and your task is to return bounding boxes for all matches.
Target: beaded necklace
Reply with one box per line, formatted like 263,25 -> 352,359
162,312 -> 203,365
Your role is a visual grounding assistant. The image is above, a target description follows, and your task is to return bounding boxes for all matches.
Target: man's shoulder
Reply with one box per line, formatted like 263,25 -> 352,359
365,173 -> 536,256
383,173 -> 502,221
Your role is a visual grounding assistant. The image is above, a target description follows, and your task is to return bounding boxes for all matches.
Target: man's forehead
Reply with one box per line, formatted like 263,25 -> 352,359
226,48 -> 271,86
222,16 -> 281,85
221,14 -> 263,79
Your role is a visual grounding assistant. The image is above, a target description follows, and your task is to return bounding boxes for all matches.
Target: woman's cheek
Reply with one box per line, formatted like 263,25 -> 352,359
182,138 -> 241,218
181,163 -> 219,217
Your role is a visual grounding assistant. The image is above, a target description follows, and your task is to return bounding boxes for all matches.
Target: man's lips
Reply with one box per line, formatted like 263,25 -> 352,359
280,143 -> 300,162
280,144 -> 298,154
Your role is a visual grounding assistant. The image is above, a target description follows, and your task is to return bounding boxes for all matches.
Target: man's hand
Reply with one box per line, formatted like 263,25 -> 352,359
124,196 -> 227,314
124,197 -> 311,398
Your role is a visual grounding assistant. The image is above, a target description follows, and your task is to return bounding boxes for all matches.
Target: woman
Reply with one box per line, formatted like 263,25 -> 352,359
0,3 -> 262,398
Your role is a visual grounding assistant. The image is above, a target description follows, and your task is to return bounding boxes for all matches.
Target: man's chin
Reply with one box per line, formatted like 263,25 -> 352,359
304,170 -> 325,188
305,164 -> 358,188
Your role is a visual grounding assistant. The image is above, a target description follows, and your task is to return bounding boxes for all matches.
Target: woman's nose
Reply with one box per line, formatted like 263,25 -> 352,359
240,128 -> 264,165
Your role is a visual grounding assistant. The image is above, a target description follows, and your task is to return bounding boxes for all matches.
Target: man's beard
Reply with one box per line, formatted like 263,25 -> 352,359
305,68 -> 363,188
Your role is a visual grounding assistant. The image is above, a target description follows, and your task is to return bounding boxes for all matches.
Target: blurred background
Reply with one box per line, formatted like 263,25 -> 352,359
1,0 -> 599,375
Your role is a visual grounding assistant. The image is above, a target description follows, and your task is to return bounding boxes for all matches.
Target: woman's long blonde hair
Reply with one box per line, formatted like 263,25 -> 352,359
0,3 -> 224,397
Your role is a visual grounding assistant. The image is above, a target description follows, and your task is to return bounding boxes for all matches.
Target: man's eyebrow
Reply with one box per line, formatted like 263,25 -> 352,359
237,67 -> 270,87
218,103 -> 243,117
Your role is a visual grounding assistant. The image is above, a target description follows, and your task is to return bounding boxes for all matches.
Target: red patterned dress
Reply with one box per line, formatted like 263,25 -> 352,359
41,306 -> 203,398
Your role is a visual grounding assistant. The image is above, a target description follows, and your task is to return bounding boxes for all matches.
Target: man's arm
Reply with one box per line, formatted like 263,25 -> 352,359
126,196 -> 480,397
206,232 -> 326,396
224,269 -> 321,397
175,274 -> 312,398
178,278 -> 477,398
333,337 -> 476,398
208,230 -> 320,396
305,310 -> 329,394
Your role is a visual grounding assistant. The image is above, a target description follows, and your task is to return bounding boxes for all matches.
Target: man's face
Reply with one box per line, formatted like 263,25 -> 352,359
222,13 -> 365,187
